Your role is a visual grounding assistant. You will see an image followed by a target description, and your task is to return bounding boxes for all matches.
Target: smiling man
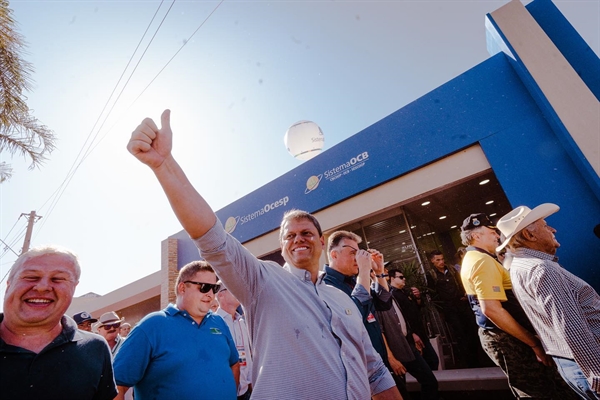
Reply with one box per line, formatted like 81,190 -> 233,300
126,110 -> 400,399
499,204 -> 600,399
0,246 -> 117,400
113,261 -> 239,400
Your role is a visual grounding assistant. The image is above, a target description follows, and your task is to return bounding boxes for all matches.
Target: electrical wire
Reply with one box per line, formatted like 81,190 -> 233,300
0,267 -> 13,285
0,238 -> 19,257
86,0 -> 227,157
32,0 -> 176,239
31,0 -> 225,242
0,225 -> 26,258
1,214 -> 23,244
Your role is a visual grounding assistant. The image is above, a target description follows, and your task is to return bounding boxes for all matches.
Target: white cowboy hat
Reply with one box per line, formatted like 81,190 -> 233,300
496,203 -> 559,252
97,311 -> 125,327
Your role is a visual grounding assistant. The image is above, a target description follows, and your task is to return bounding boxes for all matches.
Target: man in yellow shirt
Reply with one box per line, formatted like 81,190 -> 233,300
459,213 -> 575,399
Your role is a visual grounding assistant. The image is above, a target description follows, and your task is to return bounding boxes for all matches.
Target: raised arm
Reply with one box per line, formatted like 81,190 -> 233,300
126,109 -> 216,239
369,249 -> 392,311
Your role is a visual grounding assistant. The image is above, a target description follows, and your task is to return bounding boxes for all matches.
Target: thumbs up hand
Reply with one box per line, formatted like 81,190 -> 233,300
127,109 -> 173,169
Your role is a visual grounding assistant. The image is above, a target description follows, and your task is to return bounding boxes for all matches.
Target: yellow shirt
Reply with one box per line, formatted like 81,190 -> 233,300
460,249 -> 511,301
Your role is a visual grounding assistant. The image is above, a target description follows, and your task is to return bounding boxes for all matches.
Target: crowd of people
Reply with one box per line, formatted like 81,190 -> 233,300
0,110 -> 598,400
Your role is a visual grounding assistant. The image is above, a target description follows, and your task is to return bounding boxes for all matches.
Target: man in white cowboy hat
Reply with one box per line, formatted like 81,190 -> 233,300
97,311 -> 125,357
459,213 -> 576,399
498,203 -> 600,399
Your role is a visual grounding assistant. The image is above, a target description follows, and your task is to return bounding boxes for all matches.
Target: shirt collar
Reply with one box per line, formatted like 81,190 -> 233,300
284,262 -> 315,282
63,315 -> 82,342
164,303 -> 181,316
466,245 -> 497,259
324,265 -> 355,284
0,314 -> 80,351
215,307 -> 235,321
166,303 -> 213,325
513,247 -> 559,262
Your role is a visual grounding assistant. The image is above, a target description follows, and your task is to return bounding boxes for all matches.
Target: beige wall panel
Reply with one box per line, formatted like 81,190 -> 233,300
67,271 -> 161,317
490,0 -> 600,175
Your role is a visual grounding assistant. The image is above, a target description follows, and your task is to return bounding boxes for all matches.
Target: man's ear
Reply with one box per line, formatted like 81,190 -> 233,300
522,227 -> 536,241
177,282 -> 185,295
329,248 -> 338,260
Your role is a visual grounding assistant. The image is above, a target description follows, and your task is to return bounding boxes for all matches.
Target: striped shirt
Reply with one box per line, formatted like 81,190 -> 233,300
508,248 -> 600,393
194,219 -> 395,400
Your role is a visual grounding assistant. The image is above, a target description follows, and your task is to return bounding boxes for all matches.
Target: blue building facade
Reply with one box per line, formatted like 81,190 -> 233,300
170,0 -> 599,290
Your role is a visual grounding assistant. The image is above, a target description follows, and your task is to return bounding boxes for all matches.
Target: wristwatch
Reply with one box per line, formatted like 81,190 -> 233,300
375,273 -> 388,278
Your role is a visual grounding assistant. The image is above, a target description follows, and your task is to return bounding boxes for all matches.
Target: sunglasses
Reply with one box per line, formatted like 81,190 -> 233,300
184,281 -> 221,294
101,323 -> 121,330
396,276 -> 406,280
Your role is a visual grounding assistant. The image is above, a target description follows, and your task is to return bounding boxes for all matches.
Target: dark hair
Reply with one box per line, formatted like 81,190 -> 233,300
428,250 -> 443,260
175,260 -> 215,296
279,209 -> 323,240
327,230 -> 362,253
387,268 -> 402,279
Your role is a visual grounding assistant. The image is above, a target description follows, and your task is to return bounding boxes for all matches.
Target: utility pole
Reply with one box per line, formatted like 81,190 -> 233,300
21,211 -> 42,254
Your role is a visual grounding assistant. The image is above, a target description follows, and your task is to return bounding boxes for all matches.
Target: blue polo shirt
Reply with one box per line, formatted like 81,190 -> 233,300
113,304 -> 238,400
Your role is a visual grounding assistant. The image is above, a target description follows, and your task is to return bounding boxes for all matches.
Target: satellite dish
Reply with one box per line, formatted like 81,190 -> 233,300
284,120 -> 324,161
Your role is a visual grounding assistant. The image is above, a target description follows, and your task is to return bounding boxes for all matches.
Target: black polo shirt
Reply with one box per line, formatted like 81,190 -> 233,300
0,314 -> 117,400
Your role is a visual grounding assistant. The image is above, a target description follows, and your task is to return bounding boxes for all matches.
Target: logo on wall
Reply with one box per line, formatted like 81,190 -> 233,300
305,151 -> 370,194
225,196 -> 290,234
305,174 -> 323,194
225,216 -> 240,233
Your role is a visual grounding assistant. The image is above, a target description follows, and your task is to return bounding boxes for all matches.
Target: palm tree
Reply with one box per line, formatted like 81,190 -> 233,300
0,0 -> 56,182
0,161 -> 12,182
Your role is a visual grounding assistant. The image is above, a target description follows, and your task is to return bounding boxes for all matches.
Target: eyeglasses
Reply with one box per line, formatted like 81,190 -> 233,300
184,281 -> 221,294
341,245 -> 358,254
395,276 -> 406,280
101,323 -> 121,330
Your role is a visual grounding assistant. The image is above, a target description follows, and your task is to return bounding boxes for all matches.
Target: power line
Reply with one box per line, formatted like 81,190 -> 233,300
0,238 -> 19,257
33,0 -> 176,239
87,0 -> 227,155
0,225 -> 26,261
126,0 -> 226,108
0,263 -> 14,284
70,0 -> 169,176
1,214 -> 23,244
79,0 -> 179,163
32,0 -> 226,240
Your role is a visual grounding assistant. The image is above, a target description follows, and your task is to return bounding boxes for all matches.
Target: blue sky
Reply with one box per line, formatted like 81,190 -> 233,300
1,0 -> 598,305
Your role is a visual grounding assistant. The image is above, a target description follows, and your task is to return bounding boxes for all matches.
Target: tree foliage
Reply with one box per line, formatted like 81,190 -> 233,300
0,0 -> 56,177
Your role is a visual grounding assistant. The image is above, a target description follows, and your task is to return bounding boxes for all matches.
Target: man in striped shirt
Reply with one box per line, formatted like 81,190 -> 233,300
497,204 -> 600,399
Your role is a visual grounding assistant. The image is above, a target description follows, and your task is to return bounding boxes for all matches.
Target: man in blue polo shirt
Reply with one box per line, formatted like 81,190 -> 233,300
113,261 -> 239,400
